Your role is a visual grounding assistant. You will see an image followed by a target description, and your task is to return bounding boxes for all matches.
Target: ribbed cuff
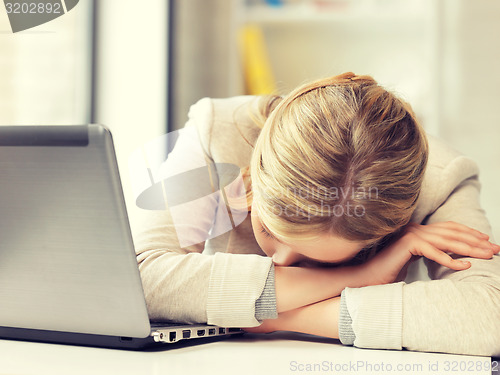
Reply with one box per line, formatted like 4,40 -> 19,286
344,282 -> 404,350
207,253 -> 273,327
338,289 -> 355,345
255,265 -> 278,321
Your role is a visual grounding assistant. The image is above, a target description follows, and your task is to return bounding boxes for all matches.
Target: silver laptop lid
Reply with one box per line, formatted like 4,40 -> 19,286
0,124 -> 151,338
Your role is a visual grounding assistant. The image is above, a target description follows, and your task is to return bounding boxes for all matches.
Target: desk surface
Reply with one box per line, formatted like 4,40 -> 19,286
0,332 -> 494,375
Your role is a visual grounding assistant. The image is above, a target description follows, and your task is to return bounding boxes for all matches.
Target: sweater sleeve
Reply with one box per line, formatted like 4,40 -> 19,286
131,98 -> 273,327
339,155 -> 500,356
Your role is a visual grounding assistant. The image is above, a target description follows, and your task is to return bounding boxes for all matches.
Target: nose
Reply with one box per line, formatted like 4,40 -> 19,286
272,247 -> 303,267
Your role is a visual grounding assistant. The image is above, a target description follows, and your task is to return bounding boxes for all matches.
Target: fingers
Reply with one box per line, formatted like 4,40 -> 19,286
427,235 -> 495,259
411,230 -> 497,259
409,221 -> 489,243
407,222 -> 500,259
411,240 -> 472,271
430,221 -> 490,240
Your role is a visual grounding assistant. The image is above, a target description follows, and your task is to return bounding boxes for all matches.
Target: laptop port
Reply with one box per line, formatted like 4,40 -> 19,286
169,332 -> 176,342
182,330 -> 191,339
197,329 -> 205,337
208,328 -> 216,335
218,328 -> 226,334
228,328 -> 242,333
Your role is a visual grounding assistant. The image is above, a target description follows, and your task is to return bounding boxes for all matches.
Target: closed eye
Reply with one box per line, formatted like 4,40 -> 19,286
260,227 -> 274,240
259,219 -> 286,244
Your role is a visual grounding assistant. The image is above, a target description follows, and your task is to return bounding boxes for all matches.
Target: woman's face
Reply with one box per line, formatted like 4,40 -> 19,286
251,204 -> 366,267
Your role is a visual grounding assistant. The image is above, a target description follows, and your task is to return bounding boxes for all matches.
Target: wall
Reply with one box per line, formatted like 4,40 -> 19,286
0,1 -> 92,125
439,0 -> 500,240
175,0 -> 500,240
93,0 -> 167,223
169,0 -> 233,131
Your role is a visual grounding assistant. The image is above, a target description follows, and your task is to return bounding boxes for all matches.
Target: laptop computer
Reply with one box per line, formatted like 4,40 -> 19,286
0,124 -> 243,349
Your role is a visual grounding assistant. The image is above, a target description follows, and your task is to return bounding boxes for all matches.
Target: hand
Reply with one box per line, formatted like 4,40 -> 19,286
363,221 -> 500,285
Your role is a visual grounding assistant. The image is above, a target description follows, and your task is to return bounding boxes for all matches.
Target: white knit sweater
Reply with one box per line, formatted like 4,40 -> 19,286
131,96 -> 500,356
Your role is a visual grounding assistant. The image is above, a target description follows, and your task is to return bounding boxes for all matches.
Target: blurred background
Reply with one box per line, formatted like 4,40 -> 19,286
0,0 -> 499,240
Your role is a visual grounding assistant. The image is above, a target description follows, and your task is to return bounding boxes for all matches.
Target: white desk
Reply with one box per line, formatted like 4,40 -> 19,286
0,332 -> 495,375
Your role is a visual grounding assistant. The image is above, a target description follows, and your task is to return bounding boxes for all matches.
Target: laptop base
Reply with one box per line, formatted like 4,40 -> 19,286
0,325 -> 244,350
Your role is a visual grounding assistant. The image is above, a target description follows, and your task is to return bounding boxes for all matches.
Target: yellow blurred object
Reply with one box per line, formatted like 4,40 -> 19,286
238,24 -> 277,95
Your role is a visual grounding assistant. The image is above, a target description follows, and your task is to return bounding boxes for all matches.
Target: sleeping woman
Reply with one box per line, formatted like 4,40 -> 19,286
133,72 -> 500,356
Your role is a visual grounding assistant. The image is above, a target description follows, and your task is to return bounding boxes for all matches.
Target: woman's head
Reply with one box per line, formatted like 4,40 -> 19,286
249,72 -> 428,265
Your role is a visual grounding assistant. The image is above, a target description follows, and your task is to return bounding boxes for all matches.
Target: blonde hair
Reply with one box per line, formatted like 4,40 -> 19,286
248,72 -> 428,246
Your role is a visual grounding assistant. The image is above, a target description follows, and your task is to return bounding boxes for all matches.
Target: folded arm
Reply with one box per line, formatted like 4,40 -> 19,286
273,263 -> 374,313
247,297 -> 341,339
340,157 -> 500,356
401,175 -> 500,356
252,156 -> 500,357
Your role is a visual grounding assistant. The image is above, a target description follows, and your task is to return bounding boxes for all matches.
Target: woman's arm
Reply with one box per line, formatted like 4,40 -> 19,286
247,297 -> 341,339
272,220 -> 497,314
273,264 -> 370,313
339,155 -> 500,356
251,220 -> 497,339
401,175 -> 500,356
132,98 -> 274,327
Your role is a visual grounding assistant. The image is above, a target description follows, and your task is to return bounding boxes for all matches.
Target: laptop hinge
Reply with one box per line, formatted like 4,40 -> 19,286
0,125 -> 89,146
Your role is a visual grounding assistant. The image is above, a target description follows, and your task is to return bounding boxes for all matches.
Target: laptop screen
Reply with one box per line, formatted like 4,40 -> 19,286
0,125 -> 150,338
